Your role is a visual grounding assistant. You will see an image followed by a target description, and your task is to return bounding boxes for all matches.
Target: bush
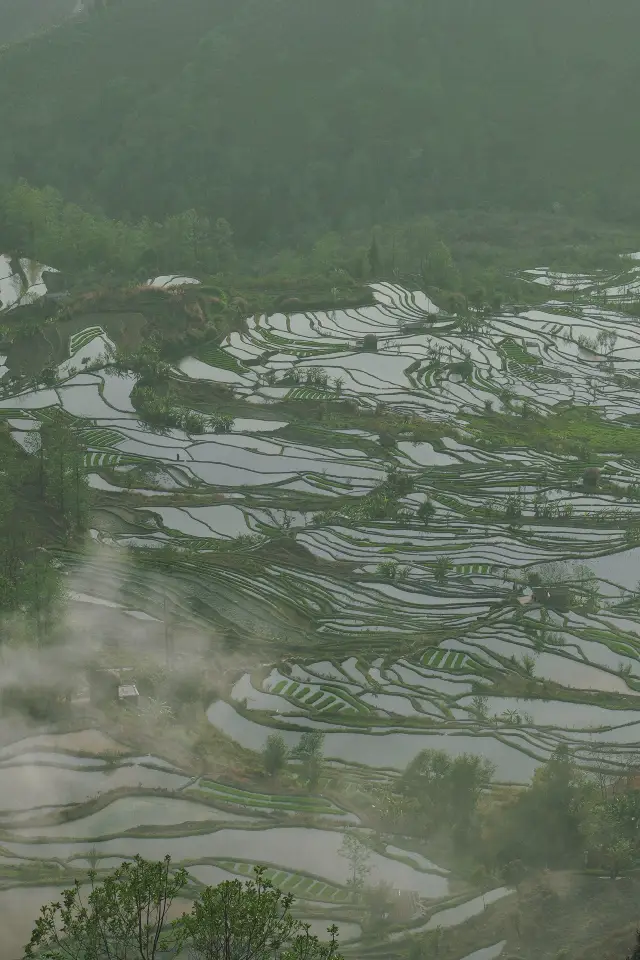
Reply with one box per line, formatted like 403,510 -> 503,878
378,431 -> 397,449
262,733 -> 288,776
361,334 -> 378,352
583,466 -> 601,490
1,685 -> 71,722
26,858 -> 342,960
417,499 -> 436,524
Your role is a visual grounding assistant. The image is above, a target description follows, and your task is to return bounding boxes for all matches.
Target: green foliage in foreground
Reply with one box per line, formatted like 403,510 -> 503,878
26,856 -> 341,960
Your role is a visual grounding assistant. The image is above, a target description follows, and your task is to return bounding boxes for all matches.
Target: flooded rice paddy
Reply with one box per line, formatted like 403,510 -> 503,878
2,256 -> 640,953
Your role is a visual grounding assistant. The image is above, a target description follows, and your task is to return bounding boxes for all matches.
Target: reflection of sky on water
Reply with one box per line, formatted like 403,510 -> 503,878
206,700 -> 541,782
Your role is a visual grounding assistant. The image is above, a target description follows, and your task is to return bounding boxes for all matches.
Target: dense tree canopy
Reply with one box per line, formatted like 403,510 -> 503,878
0,0 -> 78,46
26,857 -> 342,960
1,0 -> 639,255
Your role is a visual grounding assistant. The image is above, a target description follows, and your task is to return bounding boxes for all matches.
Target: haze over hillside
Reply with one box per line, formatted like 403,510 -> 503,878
2,3 -> 640,960
1,0 -> 639,249
0,0 -> 82,45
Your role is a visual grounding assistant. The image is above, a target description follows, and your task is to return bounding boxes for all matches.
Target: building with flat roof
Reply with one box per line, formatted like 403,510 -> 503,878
118,683 -> 140,705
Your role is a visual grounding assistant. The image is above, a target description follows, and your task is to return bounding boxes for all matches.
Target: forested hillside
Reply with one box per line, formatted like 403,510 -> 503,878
0,0 -> 80,45
1,0 -> 639,251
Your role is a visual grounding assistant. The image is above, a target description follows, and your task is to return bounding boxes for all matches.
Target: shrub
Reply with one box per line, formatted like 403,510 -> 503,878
583,466 -> 601,491
417,499 -> 436,524
262,733 -> 288,776
378,431 -> 397,449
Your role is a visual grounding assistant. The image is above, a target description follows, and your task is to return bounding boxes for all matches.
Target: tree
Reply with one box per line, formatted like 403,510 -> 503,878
581,787 -> 640,877
0,413 -> 87,636
367,233 -> 381,277
582,798 -> 634,878
469,287 -> 486,312
447,292 -> 468,317
292,732 -> 325,789
423,241 -> 459,291
177,866 -> 341,960
263,733 -> 288,776
212,217 -> 236,272
626,930 -> 640,960
39,409 -> 90,536
471,694 -> 489,719
311,232 -> 343,274
586,742 -> 620,802
583,466 -> 601,491
398,749 -> 494,842
484,745 -> 586,869
447,754 -> 495,844
25,855 -> 188,959
338,832 -> 371,896
27,860 -> 342,960
433,555 -> 453,583
161,209 -> 211,271
362,881 -> 397,932
417,499 -> 436,525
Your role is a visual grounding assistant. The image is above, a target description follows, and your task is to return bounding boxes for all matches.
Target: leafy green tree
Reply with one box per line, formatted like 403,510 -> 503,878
0,414 -> 87,635
26,860 -> 342,960
338,832 -> 371,897
292,732 -> 324,789
423,241 -> 459,291
398,749 -> 494,843
447,292 -> 468,316
433,555 -> 453,583
263,733 -> 288,776
312,233 -> 343,274
177,866 -> 340,960
367,234 -> 381,278
469,287 -> 486,312
362,881 -> 397,932
581,789 -> 640,877
25,855 -> 188,959
39,410 -> 90,535
471,694 -> 489,719
212,217 -> 236,272
161,208 -> 212,271
483,745 -> 586,869
417,499 -> 436,525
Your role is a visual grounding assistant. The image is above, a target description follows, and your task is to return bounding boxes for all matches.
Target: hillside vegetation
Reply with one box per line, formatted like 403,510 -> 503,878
0,0 -> 79,45
1,0 -> 639,252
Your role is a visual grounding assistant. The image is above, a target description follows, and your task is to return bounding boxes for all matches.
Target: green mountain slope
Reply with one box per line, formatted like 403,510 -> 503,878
0,0 -> 80,45
1,0 -> 639,245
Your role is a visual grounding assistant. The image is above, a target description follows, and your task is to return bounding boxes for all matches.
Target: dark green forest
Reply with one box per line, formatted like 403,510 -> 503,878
1,0 -> 640,256
0,0 -> 79,46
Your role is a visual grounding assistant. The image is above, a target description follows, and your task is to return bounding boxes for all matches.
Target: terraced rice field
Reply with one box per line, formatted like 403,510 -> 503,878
0,737 -> 447,953
2,256 -> 640,952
